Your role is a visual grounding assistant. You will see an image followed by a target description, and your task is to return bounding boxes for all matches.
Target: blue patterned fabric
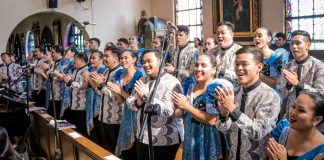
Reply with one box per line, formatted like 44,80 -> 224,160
182,78 -> 231,160
115,69 -> 145,156
262,48 -> 289,93
86,65 -> 106,134
272,119 -> 324,160
60,59 -> 74,118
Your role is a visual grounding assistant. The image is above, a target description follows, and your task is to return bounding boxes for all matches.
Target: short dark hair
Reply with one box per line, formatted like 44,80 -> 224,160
291,30 -> 312,42
141,49 -> 161,63
235,46 -> 264,64
105,46 -> 121,60
301,92 -> 324,125
89,37 -> 101,47
67,45 -> 78,53
52,45 -> 64,56
74,52 -> 88,63
91,50 -> 104,59
218,21 -> 235,32
35,45 -> 46,53
1,52 -> 11,57
177,25 -> 190,35
117,38 -> 129,45
275,32 -> 286,40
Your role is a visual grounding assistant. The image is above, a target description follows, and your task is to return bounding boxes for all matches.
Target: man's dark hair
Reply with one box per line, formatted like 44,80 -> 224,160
235,46 -> 264,64
291,30 -> 312,42
218,21 -> 235,32
35,45 -> 46,53
104,46 -> 121,60
275,32 -> 286,40
89,37 -> 101,47
117,38 -> 129,45
177,25 -> 190,35
1,52 -> 11,57
74,52 -> 88,63
141,49 -> 162,63
52,45 -> 64,56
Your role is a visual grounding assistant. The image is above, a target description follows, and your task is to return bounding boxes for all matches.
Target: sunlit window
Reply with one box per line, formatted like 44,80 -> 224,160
175,0 -> 203,43
25,31 -> 35,61
66,23 -> 84,52
285,0 -> 324,50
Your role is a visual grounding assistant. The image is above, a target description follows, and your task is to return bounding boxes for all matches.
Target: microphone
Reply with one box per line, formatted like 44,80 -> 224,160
79,21 -> 96,26
167,21 -> 178,31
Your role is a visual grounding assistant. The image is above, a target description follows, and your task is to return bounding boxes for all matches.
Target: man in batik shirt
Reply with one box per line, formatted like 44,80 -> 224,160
31,46 -> 47,107
0,53 -> 22,93
279,30 -> 324,132
91,46 -> 123,152
215,47 -> 280,160
127,49 -> 184,160
164,25 -> 198,84
211,21 -> 242,84
62,52 -> 89,136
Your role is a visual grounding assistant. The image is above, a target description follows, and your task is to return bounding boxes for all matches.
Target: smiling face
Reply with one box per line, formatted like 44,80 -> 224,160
103,50 -> 117,69
194,55 -> 215,83
235,53 -> 262,87
142,52 -> 161,77
253,28 -> 271,50
152,37 -> 162,49
216,25 -> 234,48
290,35 -> 311,61
120,50 -> 137,69
1,54 -> 11,64
64,49 -> 75,59
289,94 -> 322,131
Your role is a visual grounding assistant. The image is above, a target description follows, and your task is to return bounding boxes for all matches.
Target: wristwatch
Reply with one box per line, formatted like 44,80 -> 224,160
141,94 -> 149,102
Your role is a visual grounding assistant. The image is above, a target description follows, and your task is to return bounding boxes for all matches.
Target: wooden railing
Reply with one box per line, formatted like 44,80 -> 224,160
30,110 -> 183,160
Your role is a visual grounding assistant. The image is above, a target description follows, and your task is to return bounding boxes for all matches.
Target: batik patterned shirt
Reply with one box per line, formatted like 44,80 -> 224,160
49,59 -> 64,101
172,44 -> 199,84
126,72 -> 184,146
216,80 -> 280,160
32,57 -> 46,91
280,56 -> 324,115
70,66 -> 88,110
211,43 -> 242,83
98,66 -> 124,124
0,63 -> 23,93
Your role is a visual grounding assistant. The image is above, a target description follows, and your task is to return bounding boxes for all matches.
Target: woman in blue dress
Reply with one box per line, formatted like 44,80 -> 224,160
254,27 -> 289,92
268,92 -> 324,160
107,50 -> 144,159
171,53 -> 230,160
82,51 -> 106,135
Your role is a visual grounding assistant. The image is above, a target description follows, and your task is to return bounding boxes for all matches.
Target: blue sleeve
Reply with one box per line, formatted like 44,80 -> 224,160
272,119 -> 290,142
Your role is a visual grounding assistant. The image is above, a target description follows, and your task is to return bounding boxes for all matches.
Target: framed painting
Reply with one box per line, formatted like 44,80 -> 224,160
213,0 -> 261,41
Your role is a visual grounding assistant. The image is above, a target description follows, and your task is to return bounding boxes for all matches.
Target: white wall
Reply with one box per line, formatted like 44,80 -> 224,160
0,0 -> 151,53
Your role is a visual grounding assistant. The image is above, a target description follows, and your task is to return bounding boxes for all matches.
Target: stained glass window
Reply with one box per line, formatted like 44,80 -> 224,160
25,31 -> 35,61
285,0 -> 324,50
175,0 -> 203,43
66,23 -> 84,52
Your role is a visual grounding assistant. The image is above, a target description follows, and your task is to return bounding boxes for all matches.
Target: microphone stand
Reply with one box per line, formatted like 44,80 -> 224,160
138,28 -> 175,160
49,73 -> 62,160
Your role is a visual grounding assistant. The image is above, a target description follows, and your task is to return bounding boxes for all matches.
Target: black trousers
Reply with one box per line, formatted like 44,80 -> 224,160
31,90 -> 46,107
47,100 -> 62,119
136,140 -> 180,160
91,120 -> 120,153
120,142 -> 137,160
63,108 -> 88,137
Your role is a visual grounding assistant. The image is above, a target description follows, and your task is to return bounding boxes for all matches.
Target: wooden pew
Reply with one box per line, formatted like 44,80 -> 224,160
30,110 -> 183,160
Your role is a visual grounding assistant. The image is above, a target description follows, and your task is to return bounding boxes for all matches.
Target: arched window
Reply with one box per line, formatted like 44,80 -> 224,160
175,0 -> 203,43
285,0 -> 324,50
65,23 -> 84,52
25,31 -> 35,61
